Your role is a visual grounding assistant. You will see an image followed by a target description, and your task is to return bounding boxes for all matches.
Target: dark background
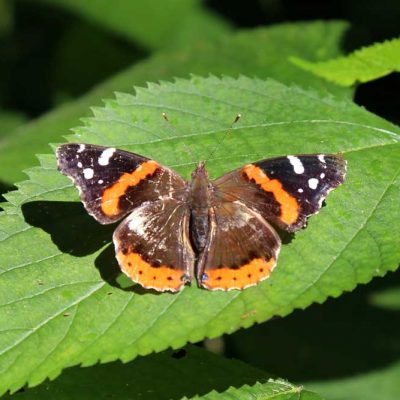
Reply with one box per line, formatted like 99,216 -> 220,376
1,0 -> 399,123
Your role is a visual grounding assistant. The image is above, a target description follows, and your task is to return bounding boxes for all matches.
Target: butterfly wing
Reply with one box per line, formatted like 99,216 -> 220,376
213,154 -> 346,232
113,198 -> 195,292
197,201 -> 281,291
57,143 -> 187,224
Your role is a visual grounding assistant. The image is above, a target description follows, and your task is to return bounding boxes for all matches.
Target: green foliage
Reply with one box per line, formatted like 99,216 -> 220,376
0,76 -> 399,394
1,2 -> 400,398
0,20 -> 351,185
291,38 -> 400,86
29,0 -> 230,50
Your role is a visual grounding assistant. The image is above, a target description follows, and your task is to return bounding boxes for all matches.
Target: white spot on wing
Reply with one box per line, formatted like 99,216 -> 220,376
83,168 -> 94,179
128,211 -> 147,236
318,154 -> 326,163
320,173 -> 325,179
77,162 -> 83,168
298,188 -> 303,193
78,144 -> 85,153
308,178 -> 319,190
98,147 -> 116,166
287,155 -> 305,174
98,179 -> 103,184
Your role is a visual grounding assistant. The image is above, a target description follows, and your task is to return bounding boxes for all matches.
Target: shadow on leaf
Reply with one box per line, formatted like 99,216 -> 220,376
21,201 -> 116,256
0,181 -> 16,209
22,201 -> 163,296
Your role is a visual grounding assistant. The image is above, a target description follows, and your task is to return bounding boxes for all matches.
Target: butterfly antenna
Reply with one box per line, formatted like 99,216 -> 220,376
208,113 -> 241,162
162,112 -> 197,167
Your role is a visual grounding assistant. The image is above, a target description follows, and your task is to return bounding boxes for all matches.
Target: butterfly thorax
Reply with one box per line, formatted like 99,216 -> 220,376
189,161 -> 213,253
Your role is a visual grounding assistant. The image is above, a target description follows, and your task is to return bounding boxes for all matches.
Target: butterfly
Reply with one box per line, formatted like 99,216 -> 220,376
57,143 -> 346,292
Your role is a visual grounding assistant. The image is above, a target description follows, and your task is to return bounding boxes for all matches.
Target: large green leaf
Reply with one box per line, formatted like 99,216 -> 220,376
0,76 -> 398,394
291,37 -> 400,86
28,0 -> 230,50
0,21 -> 351,185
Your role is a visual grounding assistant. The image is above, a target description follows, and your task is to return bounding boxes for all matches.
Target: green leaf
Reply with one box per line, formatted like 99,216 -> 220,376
0,20 -> 351,185
28,0 -> 230,50
291,38 -> 400,86
0,76 -> 399,394
306,360 -> 400,400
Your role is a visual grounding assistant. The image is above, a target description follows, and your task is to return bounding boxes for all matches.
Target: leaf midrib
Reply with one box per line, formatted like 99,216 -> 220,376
78,117 -> 400,147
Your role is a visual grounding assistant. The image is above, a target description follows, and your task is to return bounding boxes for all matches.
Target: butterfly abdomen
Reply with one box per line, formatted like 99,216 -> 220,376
188,161 -> 212,252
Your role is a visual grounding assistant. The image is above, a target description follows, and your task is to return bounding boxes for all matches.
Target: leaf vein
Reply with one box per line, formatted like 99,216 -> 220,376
0,282 -> 105,357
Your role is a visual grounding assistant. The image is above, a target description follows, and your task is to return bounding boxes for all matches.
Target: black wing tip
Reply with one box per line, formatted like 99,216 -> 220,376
55,143 -> 80,161
327,153 -> 347,182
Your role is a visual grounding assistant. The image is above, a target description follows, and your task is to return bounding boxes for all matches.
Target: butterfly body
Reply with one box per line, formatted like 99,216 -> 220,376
188,162 -> 213,253
57,144 -> 346,292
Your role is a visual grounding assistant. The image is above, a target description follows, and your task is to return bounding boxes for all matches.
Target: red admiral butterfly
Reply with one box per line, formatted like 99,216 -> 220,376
57,144 -> 346,292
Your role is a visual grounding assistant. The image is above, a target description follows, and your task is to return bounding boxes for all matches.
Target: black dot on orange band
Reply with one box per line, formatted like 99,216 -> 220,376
139,270 -> 143,275
128,262 -> 132,266
259,268 -> 264,272
167,277 -> 172,281
153,276 -> 156,280
247,274 -> 252,278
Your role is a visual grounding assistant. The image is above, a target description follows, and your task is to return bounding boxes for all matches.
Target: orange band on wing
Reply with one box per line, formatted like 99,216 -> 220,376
116,250 -> 184,292
202,257 -> 276,291
101,160 -> 159,217
243,164 -> 299,225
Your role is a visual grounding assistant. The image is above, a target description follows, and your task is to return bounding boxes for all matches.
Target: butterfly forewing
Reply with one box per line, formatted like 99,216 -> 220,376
213,154 -> 347,232
57,143 -> 187,224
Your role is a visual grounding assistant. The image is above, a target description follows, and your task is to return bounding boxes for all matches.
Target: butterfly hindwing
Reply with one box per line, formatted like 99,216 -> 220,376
214,154 -> 346,232
113,198 -> 195,292
57,143 -> 187,224
197,201 -> 281,291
